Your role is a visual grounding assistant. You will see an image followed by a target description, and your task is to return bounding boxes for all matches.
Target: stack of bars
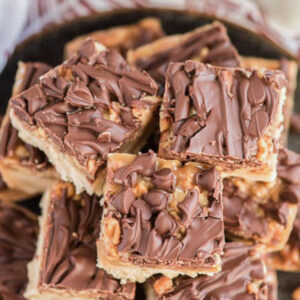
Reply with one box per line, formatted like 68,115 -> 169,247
1,17 -> 300,300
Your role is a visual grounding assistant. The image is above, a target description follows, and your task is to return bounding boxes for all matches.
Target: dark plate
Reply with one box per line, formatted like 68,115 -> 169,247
0,9 -> 299,300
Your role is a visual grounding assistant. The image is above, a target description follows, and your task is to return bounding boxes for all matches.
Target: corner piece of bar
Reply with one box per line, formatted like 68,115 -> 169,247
127,21 -> 240,90
241,56 -> 298,145
159,61 -> 287,182
9,39 -> 160,195
25,182 -> 135,300
0,200 -> 38,299
0,61 -> 59,196
64,17 -> 165,59
146,242 -> 269,300
97,151 -> 224,282
223,148 -> 300,252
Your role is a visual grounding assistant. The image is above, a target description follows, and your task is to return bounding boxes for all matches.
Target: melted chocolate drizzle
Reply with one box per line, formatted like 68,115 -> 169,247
10,40 -> 158,178
153,242 -> 267,300
41,185 -> 135,298
223,148 -> 300,241
108,152 -> 224,267
162,61 -> 286,162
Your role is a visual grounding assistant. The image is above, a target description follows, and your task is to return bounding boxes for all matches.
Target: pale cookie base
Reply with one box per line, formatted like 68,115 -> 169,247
96,239 -> 220,283
10,96 -> 160,195
0,159 -> 58,195
0,186 -> 31,202
10,112 -> 99,195
25,189 -> 130,300
97,153 -> 222,283
0,98 -> 58,195
64,18 -> 164,59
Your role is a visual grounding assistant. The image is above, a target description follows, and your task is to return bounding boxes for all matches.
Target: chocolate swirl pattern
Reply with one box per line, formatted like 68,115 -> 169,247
163,61 -> 284,160
99,151 -> 224,282
40,184 -> 135,299
134,22 -> 240,88
0,202 -> 38,299
151,243 -> 267,300
10,40 -> 158,180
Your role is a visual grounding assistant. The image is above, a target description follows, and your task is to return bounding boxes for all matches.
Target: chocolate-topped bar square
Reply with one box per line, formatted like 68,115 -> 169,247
0,61 -> 59,196
0,200 -> 38,299
9,39 -> 160,195
146,243 -> 272,300
127,22 -> 240,91
159,61 -> 287,182
25,182 -> 135,300
223,148 -> 299,252
241,56 -> 298,145
97,151 -> 224,282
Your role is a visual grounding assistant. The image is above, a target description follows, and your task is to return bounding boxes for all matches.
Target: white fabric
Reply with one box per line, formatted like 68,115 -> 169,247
0,0 -> 298,72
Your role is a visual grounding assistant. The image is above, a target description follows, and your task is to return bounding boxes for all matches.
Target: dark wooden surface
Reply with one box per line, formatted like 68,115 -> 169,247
0,9 -> 298,300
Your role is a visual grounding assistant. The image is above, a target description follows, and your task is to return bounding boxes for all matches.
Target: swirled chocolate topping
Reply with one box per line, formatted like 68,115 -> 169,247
153,242 -> 267,300
0,62 -> 50,170
135,22 -> 240,88
223,149 -> 300,239
0,201 -> 38,298
40,184 -> 135,299
107,152 -> 224,267
10,40 -> 158,177
162,61 -> 286,161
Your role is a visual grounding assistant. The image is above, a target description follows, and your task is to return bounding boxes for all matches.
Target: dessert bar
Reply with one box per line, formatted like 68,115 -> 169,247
64,17 -> 164,58
97,151 -> 224,282
25,182 -> 135,300
242,56 -> 298,144
0,62 -> 58,195
223,148 -> 299,252
9,39 -> 160,195
146,242 -> 269,299
127,22 -> 240,90
159,60 -> 287,182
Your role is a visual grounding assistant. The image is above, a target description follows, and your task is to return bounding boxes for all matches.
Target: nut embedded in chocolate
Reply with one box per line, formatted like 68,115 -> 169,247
97,151 -> 225,282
